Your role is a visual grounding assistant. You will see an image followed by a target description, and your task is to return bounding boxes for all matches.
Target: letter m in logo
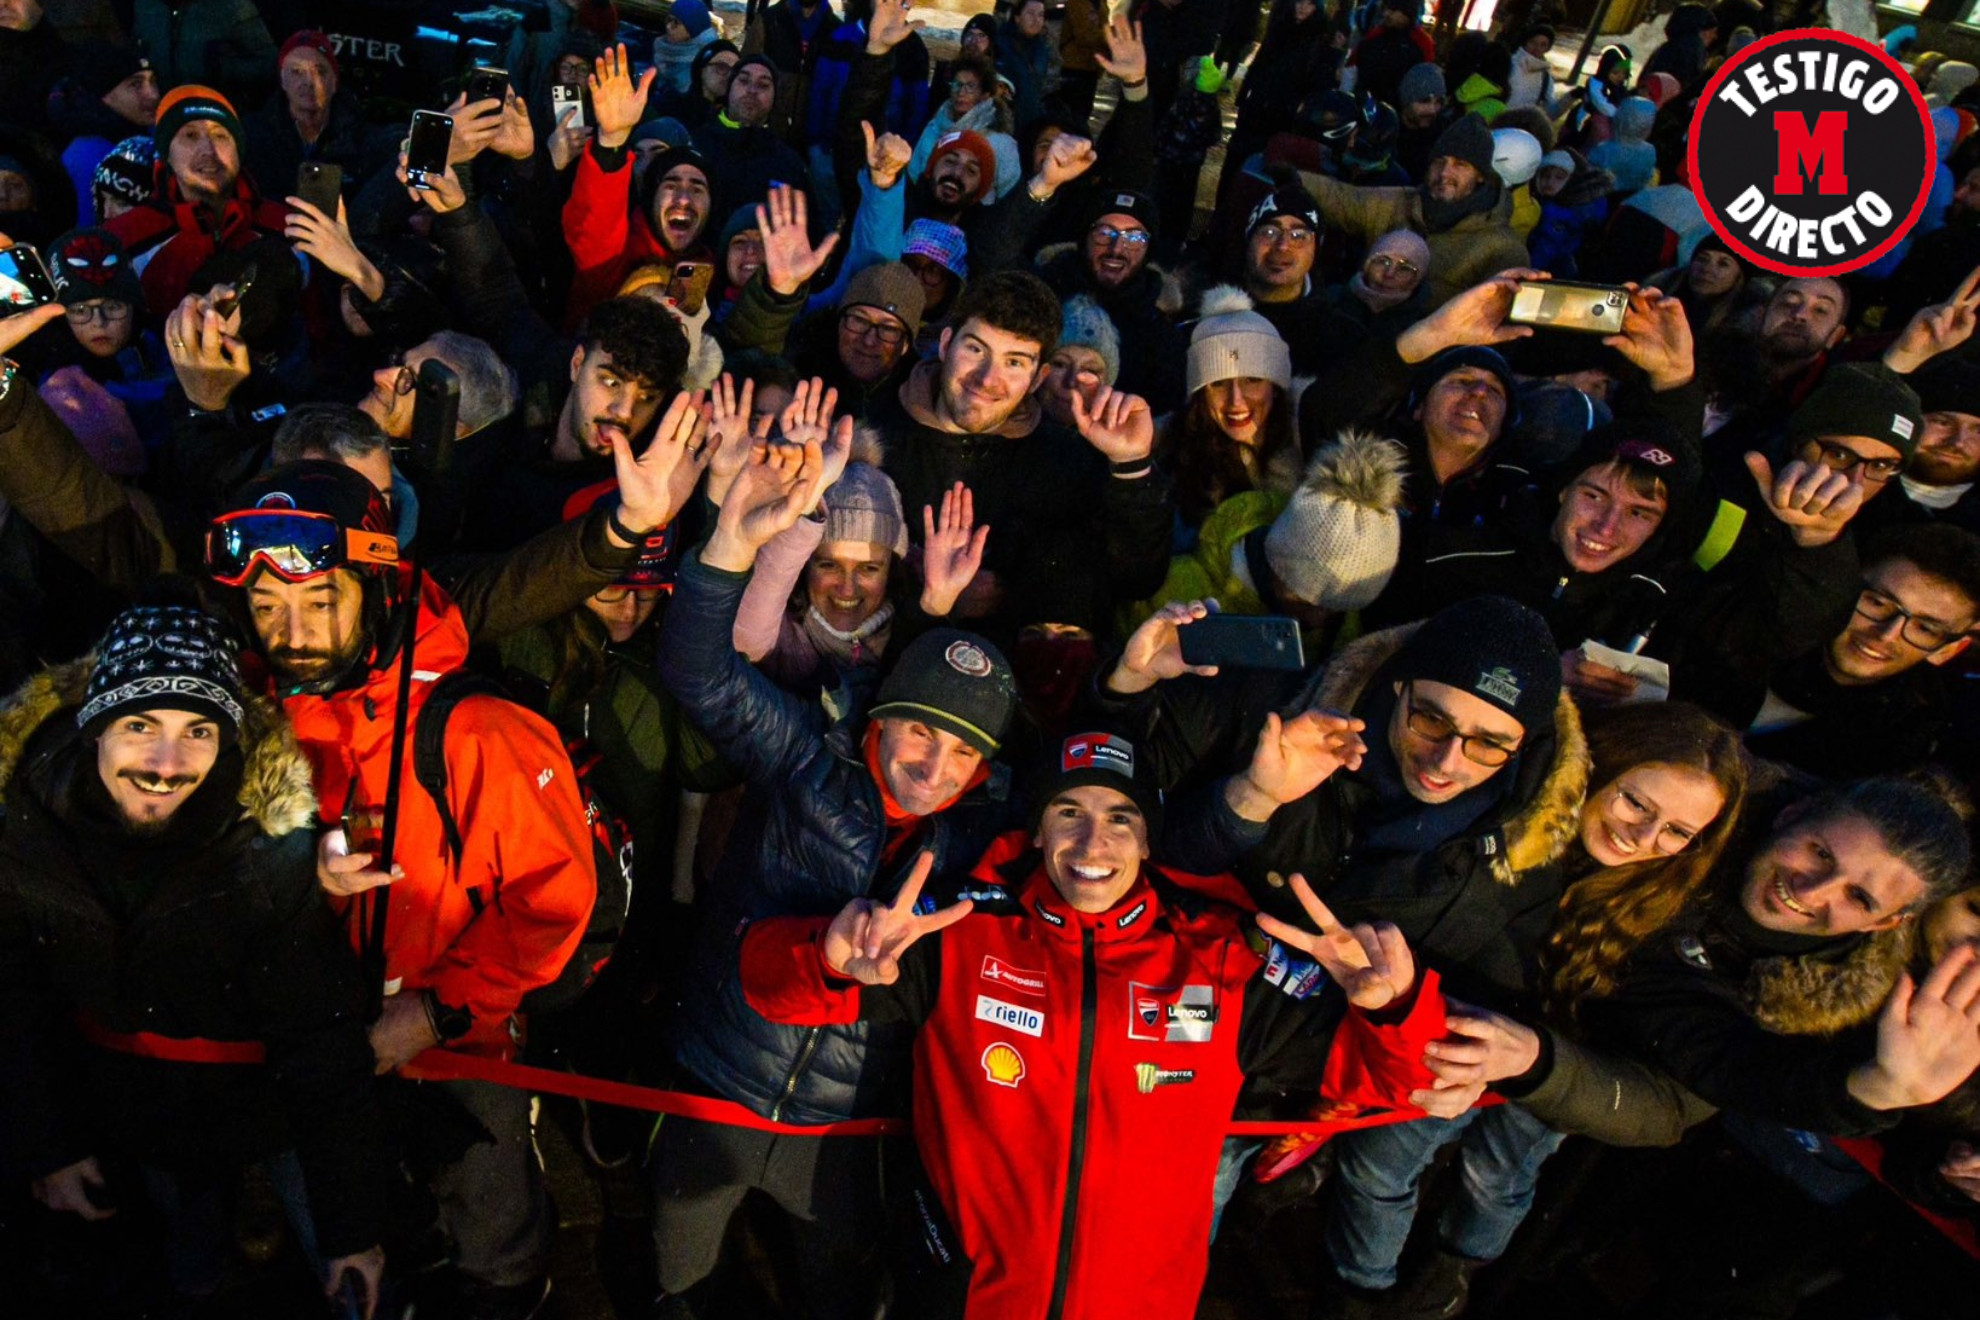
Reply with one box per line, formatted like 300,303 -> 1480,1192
1773,110 -> 1849,195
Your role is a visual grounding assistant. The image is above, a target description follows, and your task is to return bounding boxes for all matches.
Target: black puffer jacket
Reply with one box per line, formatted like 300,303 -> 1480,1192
0,660 -> 385,1257
1101,621 -> 1590,1007
1034,246 -> 1190,416
658,558 -> 1017,1123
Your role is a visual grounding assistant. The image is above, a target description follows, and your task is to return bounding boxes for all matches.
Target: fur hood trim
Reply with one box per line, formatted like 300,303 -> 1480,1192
1301,622 -> 1590,884
0,657 -> 317,838
1747,924 -> 1911,1036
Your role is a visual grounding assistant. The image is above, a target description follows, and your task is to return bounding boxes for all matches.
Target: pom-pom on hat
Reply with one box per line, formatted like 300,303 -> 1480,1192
1186,286 -> 1291,396
1263,430 -> 1408,611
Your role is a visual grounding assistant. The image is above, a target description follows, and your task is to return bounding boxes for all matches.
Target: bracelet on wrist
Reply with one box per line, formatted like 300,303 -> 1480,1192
1109,457 -> 1154,478
606,503 -> 643,544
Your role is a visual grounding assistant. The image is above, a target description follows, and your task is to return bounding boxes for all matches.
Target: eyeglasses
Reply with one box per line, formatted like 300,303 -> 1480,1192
66,300 -> 133,325
1607,783 -> 1702,855
1853,587 -> 1969,651
841,309 -> 908,347
1368,253 -> 1422,278
1809,439 -> 1904,481
1255,223 -> 1316,247
593,586 -> 642,604
950,80 -> 983,96
1090,225 -> 1151,248
1402,683 -> 1518,767
205,509 -> 399,587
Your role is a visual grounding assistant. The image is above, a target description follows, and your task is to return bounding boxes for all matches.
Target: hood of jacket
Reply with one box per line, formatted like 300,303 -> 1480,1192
0,656 -> 316,838
1299,621 -> 1590,884
1613,97 -> 1656,143
1554,148 -> 1617,207
1456,72 -> 1507,108
1744,922 -> 1911,1035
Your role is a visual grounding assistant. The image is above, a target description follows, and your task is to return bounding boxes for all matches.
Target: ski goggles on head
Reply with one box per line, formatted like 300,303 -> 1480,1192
204,509 -> 400,587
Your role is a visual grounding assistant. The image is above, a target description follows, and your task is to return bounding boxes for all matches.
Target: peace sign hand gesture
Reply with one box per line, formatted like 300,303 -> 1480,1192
1256,875 -> 1417,1011
1884,262 -> 1980,375
823,851 -> 974,985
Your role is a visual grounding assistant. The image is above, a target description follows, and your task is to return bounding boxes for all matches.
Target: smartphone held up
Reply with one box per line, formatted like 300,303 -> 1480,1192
404,110 -> 454,190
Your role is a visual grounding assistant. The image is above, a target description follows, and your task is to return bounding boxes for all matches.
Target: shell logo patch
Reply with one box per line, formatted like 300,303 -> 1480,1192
981,1041 -> 1026,1088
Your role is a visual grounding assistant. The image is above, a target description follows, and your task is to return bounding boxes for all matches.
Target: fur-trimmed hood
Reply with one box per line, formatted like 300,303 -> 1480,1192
1295,620 -> 1590,884
0,656 -> 317,838
1744,923 -> 1911,1036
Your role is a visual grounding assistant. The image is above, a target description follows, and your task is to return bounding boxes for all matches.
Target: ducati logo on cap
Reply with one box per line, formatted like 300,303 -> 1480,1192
1061,733 -> 1134,778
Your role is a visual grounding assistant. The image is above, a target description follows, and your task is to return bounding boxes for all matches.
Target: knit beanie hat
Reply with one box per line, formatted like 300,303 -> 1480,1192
730,53 -> 778,91
48,227 -> 145,309
870,629 -> 1018,756
1539,148 -> 1575,174
1395,595 -> 1561,737
78,605 -> 246,746
1431,113 -> 1498,180
1058,295 -> 1120,386
1035,729 -> 1165,840
153,85 -> 244,159
279,29 -> 339,77
1910,355 -> 1980,418
1245,178 -> 1322,237
93,135 -> 155,215
1786,363 -> 1924,461
1187,287 -> 1292,396
1086,188 -> 1160,242
1398,62 -> 1447,104
691,38 -> 740,88
903,219 -> 969,280
70,42 -> 151,100
1263,430 -> 1409,611
841,261 -> 927,339
669,0 -> 714,37
931,130 -> 998,204
825,440 -> 909,558
717,202 -> 761,252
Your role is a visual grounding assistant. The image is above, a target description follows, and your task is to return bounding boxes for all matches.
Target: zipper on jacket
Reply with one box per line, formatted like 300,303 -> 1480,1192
770,1026 -> 822,1123
1045,928 -> 1098,1320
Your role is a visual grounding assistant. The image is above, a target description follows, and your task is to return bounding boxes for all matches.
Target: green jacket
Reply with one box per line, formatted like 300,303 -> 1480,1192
1121,490 -> 1286,634
1296,169 -> 1530,309
1454,73 -> 1508,125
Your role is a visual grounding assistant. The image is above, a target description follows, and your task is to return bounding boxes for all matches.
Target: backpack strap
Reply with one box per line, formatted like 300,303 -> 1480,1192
412,671 -> 510,866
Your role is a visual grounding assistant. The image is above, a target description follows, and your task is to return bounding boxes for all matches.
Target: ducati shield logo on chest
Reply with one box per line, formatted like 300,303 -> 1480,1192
1127,982 -> 1218,1042
1688,29 -> 1933,276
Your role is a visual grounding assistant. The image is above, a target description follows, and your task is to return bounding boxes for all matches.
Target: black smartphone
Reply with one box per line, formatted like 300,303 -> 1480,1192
550,81 -> 588,131
210,261 -> 257,321
466,64 -> 509,106
408,358 -> 460,472
295,160 -> 343,216
1178,614 -> 1306,671
405,110 -> 455,190
0,244 -> 58,309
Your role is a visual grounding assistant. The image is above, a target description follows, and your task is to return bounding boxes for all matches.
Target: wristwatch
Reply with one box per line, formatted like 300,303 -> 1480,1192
421,990 -> 473,1042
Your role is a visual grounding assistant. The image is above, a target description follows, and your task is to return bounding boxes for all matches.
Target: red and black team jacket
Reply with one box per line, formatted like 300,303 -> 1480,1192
742,832 -> 1350,1320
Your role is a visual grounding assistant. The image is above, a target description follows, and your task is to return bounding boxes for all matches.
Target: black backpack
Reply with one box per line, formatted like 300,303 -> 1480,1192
412,671 -> 634,1014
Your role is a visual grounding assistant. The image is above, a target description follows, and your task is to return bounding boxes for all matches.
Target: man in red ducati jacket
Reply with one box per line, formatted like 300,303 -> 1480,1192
205,460 -> 595,1320
743,728 -> 1443,1320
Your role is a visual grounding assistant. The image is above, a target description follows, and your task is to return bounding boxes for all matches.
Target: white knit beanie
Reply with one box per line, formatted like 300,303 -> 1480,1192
1263,430 -> 1408,611
1187,286 -> 1292,397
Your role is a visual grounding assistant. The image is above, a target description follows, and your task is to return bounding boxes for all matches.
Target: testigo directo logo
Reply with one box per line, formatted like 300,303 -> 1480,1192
1688,28 -> 1933,276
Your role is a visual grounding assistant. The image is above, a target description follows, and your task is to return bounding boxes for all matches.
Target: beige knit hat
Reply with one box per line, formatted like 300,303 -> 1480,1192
822,430 -> 908,556
1262,430 -> 1408,611
1187,286 -> 1292,397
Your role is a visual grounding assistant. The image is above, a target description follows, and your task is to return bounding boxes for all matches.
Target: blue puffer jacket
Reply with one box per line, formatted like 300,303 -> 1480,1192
657,556 -> 1015,1123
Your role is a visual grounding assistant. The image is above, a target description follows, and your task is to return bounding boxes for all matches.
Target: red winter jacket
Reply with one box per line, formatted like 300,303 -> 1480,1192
560,141 -> 713,327
743,832 -> 1337,1320
102,172 -> 291,318
277,569 -> 596,1057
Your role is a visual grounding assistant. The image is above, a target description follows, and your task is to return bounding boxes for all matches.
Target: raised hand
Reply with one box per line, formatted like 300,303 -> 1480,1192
590,43 -> 657,149
865,0 -> 926,55
1744,452 -> 1867,548
165,288 -> 251,412
444,91 -> 506,164
491,87 -> 536,160
1255,874 -> 1417,1011
863,121 -> 913,190
614,389 -> 712,536
1603,286 -> 1694,391
776,376 -> 850,513
395,148 -> 466,212
704,372 -> 759,505
1070,383 -> 1154,465
1094,16 -> 1147,86
1106,599 -> 1223,695
1227,710 -> 1367,822
707,433 -> 823,566
758,186 -> 840,297
1034,132 -> 1097,193
1883,262 -> 1980,375
284,196 -> 385,300
1848,942 -> 1980,1110
920,483 -> 990,617
823,851 -> 973,984
1395,269 -> 1543,365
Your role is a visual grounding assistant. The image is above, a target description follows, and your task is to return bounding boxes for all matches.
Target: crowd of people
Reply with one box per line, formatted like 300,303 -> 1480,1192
3,0 -> 1980,1318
